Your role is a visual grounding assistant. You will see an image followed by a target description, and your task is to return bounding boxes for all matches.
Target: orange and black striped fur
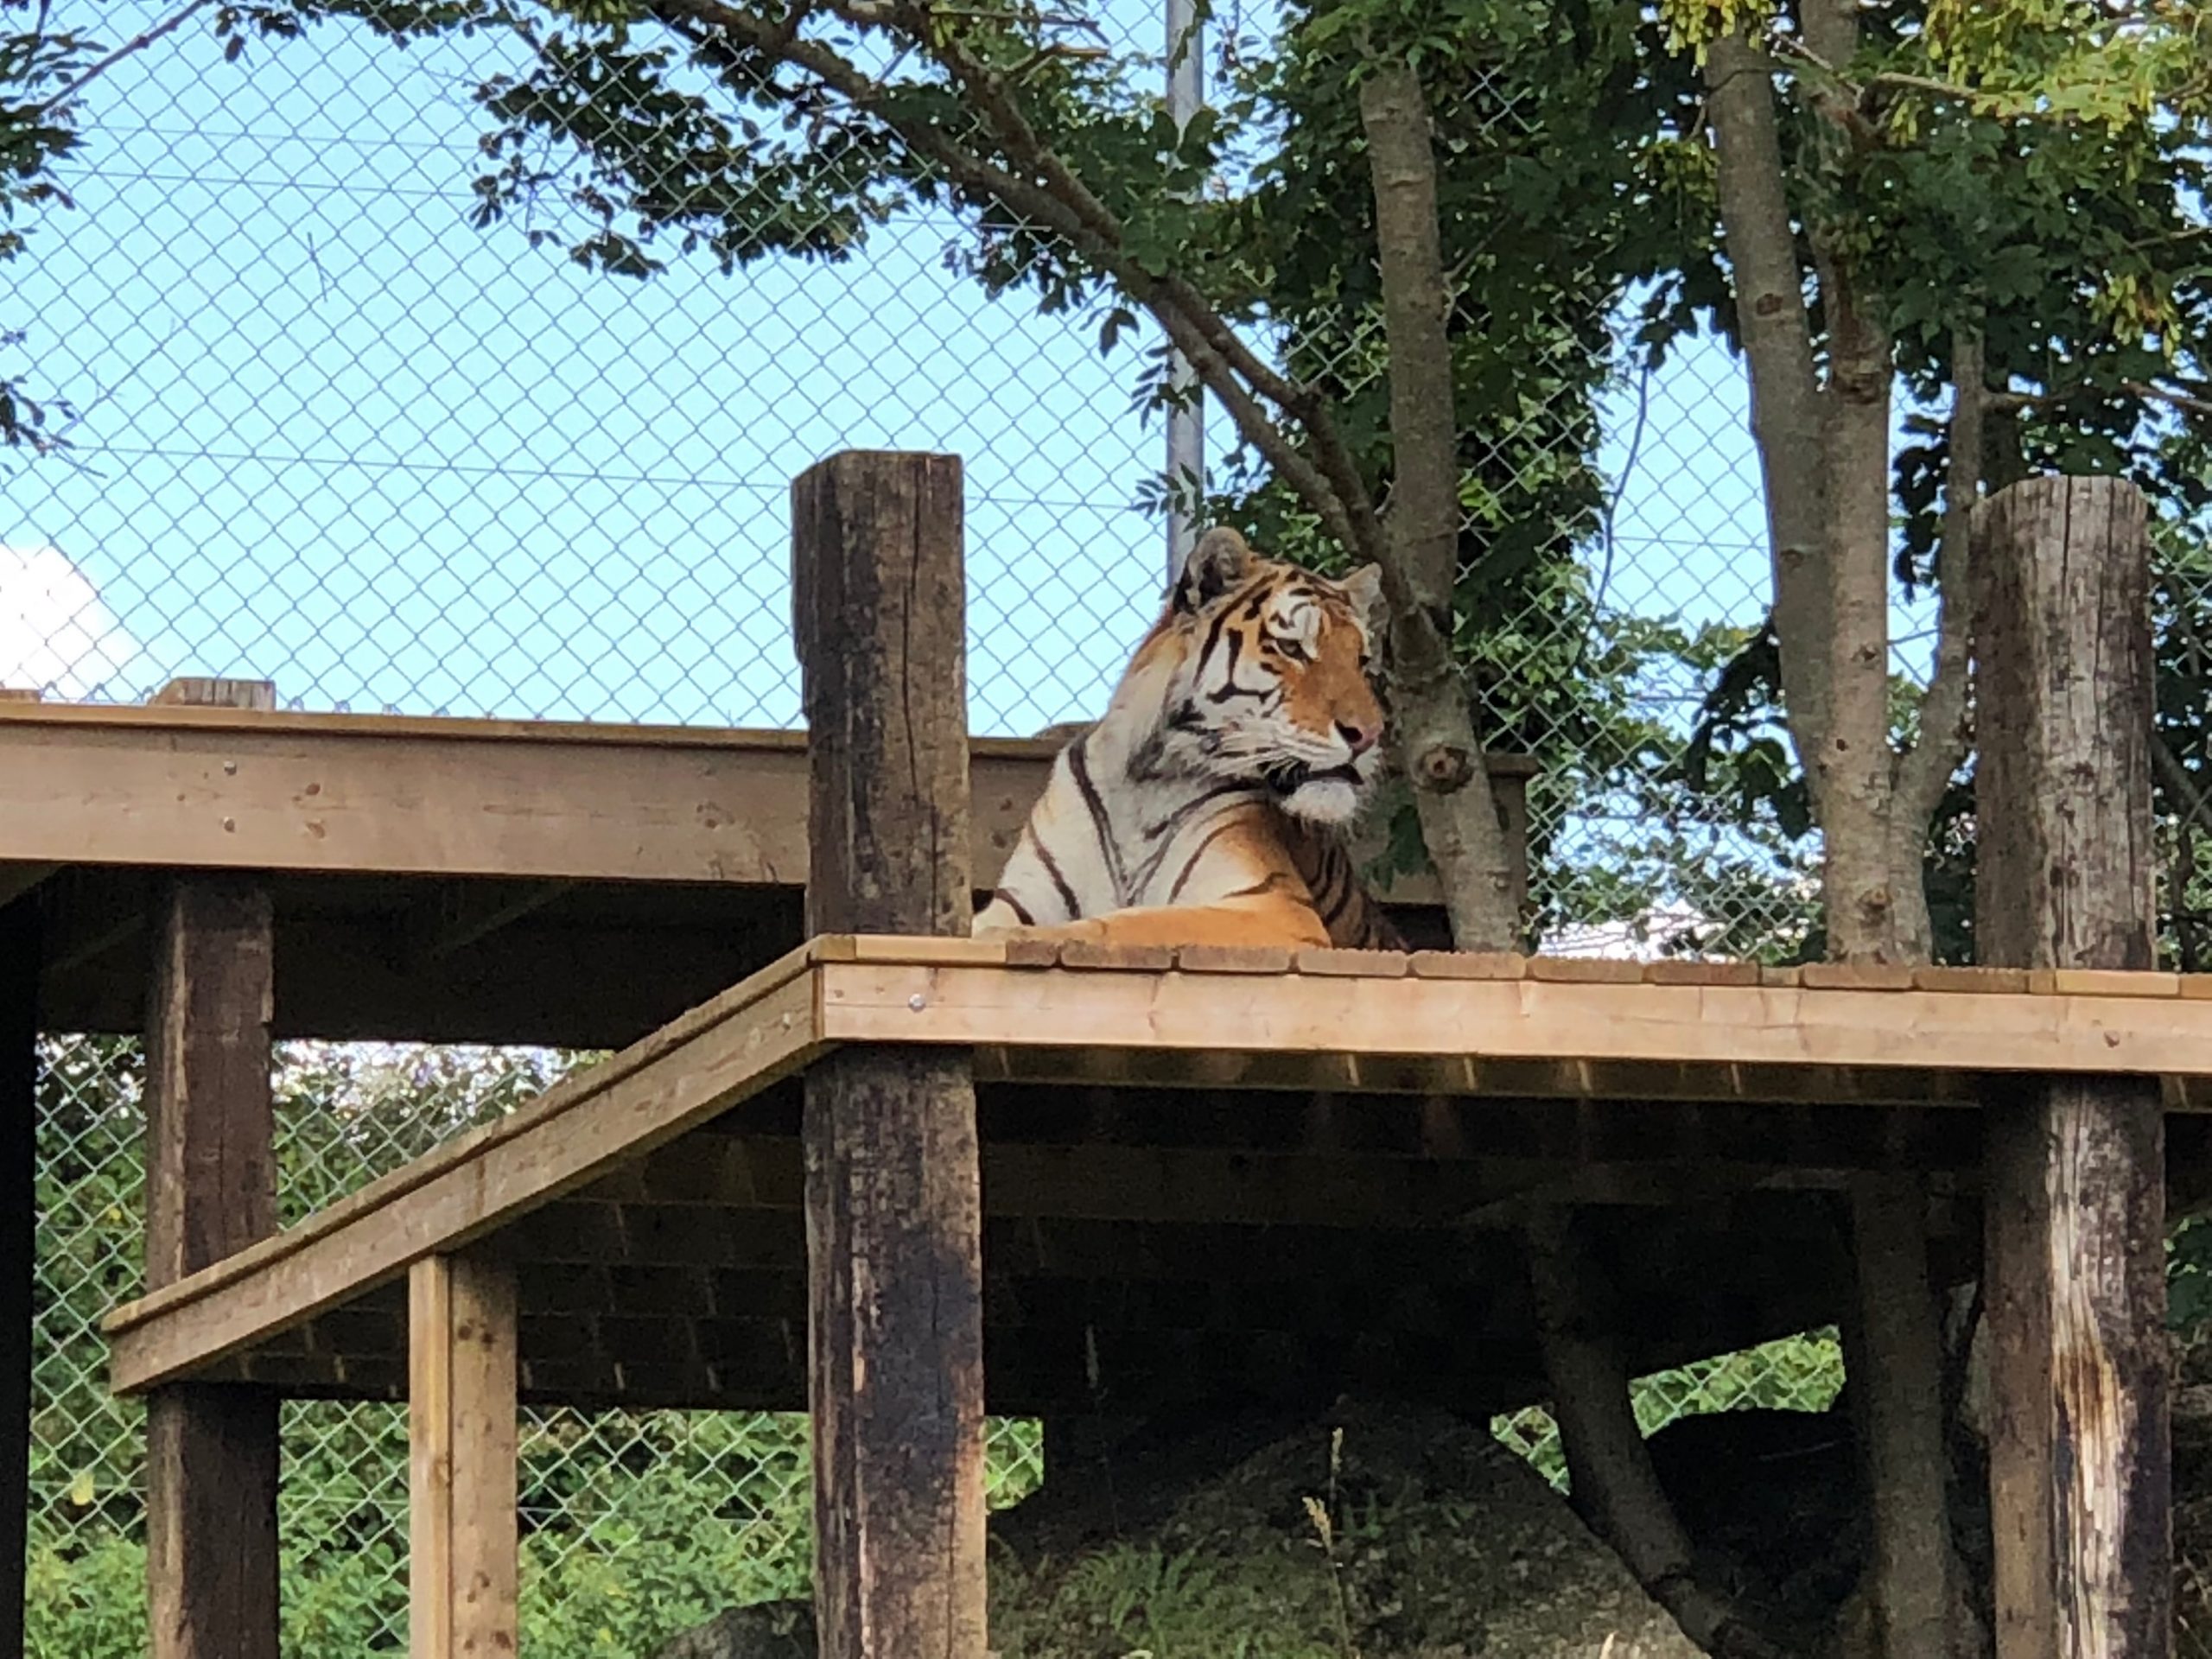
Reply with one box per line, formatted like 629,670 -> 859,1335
974,527 -> 1402,950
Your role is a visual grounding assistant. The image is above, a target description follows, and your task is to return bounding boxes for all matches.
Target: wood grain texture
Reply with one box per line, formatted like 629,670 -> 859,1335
410,1255 -> 518,1659
793,452 -> 988,1659
107,967 -> 821,1394
1974,474 -> 2169,1659
145,880 -> 276,1287
0,899 -> 35,1658
142,849 -> 280,1659
146,1389 -> 279,1659
0,698 -> 1522,911
817,959 -> 2212,1089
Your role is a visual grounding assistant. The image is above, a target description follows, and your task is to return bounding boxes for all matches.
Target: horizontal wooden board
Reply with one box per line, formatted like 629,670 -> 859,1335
818,947 -> 2212,1091
0,702 -> 1523,899
0,706 -> 1027,888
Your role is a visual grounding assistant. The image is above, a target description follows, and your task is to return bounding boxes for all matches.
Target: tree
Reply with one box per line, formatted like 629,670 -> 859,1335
1637,3 -> 2210,1652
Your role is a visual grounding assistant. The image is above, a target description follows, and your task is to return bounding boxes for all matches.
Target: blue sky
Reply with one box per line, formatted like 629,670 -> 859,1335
0,0 -> 1906,742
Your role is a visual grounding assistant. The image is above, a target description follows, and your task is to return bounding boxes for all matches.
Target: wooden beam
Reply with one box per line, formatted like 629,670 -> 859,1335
410,1254 -> 518,1659
1976,475 -> 2170,1659
794,450 -> 988,1659
0,898 -> 36,1659
105,947 -> 823,1393
817,950 -> 2212,1096
0,699 -> 1520,904
610,1131 -> 1895,1225
143,872 -> 280,1659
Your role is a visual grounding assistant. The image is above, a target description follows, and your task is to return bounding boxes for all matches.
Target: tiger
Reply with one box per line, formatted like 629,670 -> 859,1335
973,525 -> 1403,950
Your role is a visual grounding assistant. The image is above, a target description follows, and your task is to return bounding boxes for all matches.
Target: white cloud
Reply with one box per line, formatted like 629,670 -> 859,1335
0,543 -> 141,699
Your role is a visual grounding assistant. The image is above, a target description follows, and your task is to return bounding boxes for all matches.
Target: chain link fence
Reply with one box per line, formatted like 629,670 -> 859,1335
30,1029 -> 1844,1656
34,1034 -> 1047,1654
11,0 -> 2161,1651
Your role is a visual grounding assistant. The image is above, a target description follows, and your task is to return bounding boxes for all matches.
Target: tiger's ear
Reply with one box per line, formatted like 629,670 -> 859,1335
1170,527 -> 1255,614
1339,563 -> 1384,632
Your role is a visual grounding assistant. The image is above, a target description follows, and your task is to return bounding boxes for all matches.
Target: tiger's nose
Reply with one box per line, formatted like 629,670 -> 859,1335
1338,721 -> 1379,757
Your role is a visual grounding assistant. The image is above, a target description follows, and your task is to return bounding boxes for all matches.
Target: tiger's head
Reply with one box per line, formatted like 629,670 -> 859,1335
1127,526 -> 1389,826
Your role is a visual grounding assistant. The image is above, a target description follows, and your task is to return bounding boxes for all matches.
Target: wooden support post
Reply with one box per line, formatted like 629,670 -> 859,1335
144,675 -> 280,1659
1974,475 -> 2169,1659
409,1253 -> 518,1659
791,451 -> 988,1658
0,897 -> 38,1659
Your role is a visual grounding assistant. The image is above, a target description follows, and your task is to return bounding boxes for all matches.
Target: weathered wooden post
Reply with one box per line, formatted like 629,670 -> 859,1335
142,677 -> 282,1659
409,1252 -> 519,1659
1975,476 -> 2169,1657
791,451 -> 988,1656
1,893 -> 37,1659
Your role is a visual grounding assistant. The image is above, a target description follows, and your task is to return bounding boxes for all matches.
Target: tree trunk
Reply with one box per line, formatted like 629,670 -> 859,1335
1704,32 -> 1832,793
1528,1210 -> 1792,1659
1707,9 -> 1975,1648
1850,1175 -> 1978,1659
1358,60 -> 1517,950
1815,270 -> 1902,962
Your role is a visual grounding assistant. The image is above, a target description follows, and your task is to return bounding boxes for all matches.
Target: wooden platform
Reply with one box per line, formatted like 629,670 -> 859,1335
2,699 -> 1529,1046
99,935 -> 2212,1417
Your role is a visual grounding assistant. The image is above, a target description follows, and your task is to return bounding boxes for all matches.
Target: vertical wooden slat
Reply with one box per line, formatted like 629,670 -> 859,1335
0,896 -> 38,1657
410,1254 -> 518,1659
1975,474 -> 2169,1659
143,857 -> 280,1659
792,450 -> 988,1659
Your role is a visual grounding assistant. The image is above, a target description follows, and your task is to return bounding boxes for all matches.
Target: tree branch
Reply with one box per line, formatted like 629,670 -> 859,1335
659,0 -> 1376,555
659,0 -> 1516,944
1890,331 -> 1982,957
1988,378 -> 2212,421
906,11 -> 1404,582
36,0 -> 214,116
2155,735 -> 2212,841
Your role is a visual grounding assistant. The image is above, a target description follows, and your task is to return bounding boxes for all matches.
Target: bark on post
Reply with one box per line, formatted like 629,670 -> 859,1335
0,896 -> 37,1659
791,450 -> 988,1659
144,874 -> 280,1659
1974,475 -> 2168,1659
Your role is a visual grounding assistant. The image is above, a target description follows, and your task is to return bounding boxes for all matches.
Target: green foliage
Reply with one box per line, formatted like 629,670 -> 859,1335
29,1035 -> 1044,1657
2172,1215 -> 2212,1332
1493,1327 -> 1848,1490
0,3 -> 88,452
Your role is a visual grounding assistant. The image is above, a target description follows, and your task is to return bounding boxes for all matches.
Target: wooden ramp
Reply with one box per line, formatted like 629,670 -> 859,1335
103,933 -> 2212,1405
